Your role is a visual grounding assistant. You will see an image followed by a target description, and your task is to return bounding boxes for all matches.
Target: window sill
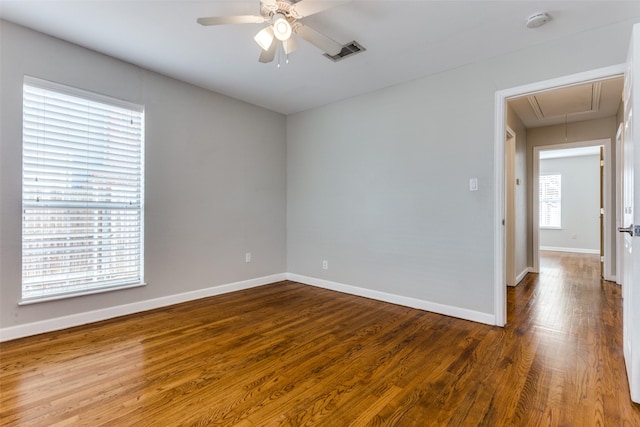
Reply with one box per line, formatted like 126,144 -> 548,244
540,226 -> 562,230
19,282 -> 147,306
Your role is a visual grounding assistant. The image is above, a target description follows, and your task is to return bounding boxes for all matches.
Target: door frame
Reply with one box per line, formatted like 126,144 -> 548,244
505,126 -> 516,287
532,139 -> 612,274
616,123 -> 625,285
493,64 -> 625,326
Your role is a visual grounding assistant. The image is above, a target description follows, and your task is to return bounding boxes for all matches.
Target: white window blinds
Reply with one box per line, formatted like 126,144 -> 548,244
539,174 -> 561,229
22,77 -> 144,302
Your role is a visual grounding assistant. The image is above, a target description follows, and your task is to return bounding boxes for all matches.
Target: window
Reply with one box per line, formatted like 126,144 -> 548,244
539,174 -> 561,229
22,77 -> 144,302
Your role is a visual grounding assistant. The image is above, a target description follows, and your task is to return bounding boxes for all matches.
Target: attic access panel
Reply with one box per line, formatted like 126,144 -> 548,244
528,82 -> 601,119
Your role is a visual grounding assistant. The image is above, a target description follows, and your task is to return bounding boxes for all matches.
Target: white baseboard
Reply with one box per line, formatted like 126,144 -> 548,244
515,268 -> 533,285
0,273 -> 287,342
287,273 -> 496,326
540,246 -> 600,254
2,272 -> 499,341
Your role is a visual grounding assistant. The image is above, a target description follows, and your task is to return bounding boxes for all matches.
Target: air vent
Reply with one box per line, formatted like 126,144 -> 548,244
324,41 -> 366,62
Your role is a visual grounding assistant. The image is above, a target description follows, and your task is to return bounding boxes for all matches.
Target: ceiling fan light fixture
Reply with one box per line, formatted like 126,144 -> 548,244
254,26 -> 275,51
273,14 -> 292,41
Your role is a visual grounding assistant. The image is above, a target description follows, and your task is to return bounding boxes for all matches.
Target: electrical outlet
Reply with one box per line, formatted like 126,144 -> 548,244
245,252 -> 251,263
322,260 -> 328,270
469,178 -> 478,191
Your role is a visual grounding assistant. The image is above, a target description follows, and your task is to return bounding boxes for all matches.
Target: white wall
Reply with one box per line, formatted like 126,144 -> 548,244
0,21 -> 287,333
539,154 -> 601,252
287,18 -> 639,321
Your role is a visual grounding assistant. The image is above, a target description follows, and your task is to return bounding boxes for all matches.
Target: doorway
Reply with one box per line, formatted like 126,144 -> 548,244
532,140 -> 611,277
493,64 -> 626,327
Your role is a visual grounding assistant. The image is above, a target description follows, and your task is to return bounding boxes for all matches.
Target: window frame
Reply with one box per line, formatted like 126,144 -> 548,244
21,76 -> 145,304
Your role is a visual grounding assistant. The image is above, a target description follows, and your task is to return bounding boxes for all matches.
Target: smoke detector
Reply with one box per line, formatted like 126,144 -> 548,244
526,12 -> 550,29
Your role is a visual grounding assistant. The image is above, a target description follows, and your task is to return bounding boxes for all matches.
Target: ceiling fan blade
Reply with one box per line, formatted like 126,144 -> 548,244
259,40 -> 278,63
293,24 -> 342,55
197,16 -> 265,26
291,0 -> 347,18
283,37 -> 298,55
261,0 -> 277,8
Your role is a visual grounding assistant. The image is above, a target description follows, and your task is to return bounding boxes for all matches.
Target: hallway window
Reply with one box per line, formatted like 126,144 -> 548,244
540,174 -> 561,229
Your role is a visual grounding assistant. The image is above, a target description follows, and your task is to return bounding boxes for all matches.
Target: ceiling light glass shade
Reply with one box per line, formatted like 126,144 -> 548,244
273,14 -> 292,41
254,26 -> 275,51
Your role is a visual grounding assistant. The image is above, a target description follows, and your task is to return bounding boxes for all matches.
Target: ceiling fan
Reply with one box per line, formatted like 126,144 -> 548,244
197,0 -> 345,64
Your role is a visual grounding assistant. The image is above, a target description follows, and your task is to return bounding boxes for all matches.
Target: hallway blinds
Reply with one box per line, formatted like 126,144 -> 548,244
539,174 -> 561,229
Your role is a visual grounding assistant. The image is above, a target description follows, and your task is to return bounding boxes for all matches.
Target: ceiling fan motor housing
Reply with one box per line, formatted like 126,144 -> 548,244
262,1 -> 296,21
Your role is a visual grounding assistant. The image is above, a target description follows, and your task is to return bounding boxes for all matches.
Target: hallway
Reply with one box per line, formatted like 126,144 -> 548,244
507,250 -> 638,423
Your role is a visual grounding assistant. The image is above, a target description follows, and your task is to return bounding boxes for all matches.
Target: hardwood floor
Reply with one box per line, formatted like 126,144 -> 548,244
1,251 -> 639,426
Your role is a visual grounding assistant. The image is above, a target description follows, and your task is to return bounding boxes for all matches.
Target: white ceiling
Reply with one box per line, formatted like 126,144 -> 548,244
1,1 -> 640,115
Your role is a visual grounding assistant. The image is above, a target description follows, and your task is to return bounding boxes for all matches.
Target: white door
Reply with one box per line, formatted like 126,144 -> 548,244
621,23 -> 640,403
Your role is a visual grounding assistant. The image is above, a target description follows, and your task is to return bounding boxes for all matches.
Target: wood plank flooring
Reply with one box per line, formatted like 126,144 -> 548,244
1,251 -> 640,425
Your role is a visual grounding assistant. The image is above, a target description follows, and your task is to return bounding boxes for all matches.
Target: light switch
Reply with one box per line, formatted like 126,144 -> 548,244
469,178 -> 478,191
